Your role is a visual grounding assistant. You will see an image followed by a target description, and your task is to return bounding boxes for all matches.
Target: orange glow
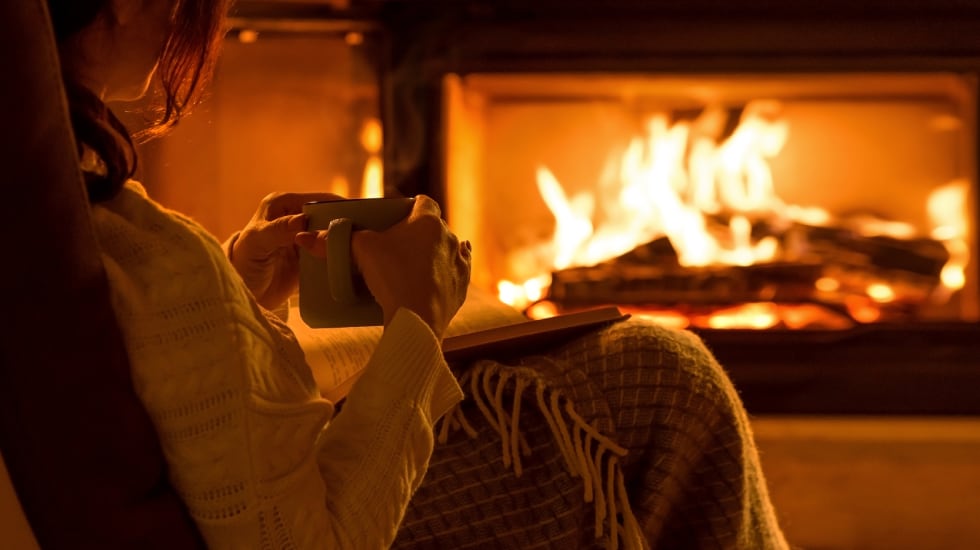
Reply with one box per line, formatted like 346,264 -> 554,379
329,175 -> 350,198
360,118 -> 383,153
867,283 -> 896,303
928,179 -> 971,292
815,277 -> 841,293
238,29 -> 259,44
630,311 -> 691,330
360,158 -> 383,198
705,303 -> 780,330
345,32 -> 364,46
498,274 -> 554,311
497,279 -> 525,309
779,303 -> 852,330
360,118 -> 384,198
610,302 -> 855,330
526,301 -> 559,320
846,296 -> 882,324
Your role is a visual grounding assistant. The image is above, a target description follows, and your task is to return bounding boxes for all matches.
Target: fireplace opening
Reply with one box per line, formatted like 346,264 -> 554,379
444,72 -> 978,331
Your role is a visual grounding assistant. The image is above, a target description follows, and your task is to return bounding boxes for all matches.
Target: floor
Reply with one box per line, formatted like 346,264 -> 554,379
752,415 -> 980,550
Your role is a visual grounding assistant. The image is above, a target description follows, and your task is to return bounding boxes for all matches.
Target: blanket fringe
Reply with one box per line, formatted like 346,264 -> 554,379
436,362 -> 648,550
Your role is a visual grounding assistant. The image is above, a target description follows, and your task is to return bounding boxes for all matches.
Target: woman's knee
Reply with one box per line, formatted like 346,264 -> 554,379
596,317 -> 725,375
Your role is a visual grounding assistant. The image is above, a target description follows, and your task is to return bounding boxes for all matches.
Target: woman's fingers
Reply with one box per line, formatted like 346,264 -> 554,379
294,229 -> 329,258
257,213 -> 308,247
457,239 -> 473,274
409,194 -> 442,220
350,210 -> 470,336
256,191 -> 347,221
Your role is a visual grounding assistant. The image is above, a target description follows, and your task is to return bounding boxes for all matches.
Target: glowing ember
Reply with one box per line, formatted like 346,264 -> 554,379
815,277 -> 841,293
867,283 -> 896,304
705,302 -> 780,330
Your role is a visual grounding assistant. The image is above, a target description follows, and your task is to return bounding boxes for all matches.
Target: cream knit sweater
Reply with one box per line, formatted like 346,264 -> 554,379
91,181 -> 463,549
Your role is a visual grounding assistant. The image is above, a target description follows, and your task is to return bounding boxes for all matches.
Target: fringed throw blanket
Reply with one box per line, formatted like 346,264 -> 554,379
393,317 -> 788,550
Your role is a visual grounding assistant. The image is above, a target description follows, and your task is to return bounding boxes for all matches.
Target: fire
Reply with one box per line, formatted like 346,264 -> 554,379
531,101 -> 792,274
928,179 -> 970,293
329,117 -> 384,199
704,302 -> 780,330
498,274 -> 551,310
360,118 -> 384,198
497,101 -> 972,329
866,283 -> 896,303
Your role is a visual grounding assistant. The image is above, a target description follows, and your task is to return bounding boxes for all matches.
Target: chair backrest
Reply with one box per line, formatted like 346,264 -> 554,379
0,1 -> 204,547
1,451 -> 39,549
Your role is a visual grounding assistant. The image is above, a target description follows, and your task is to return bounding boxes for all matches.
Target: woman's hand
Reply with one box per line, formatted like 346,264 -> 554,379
229,191 -> 341,311
295,195 -> 472,339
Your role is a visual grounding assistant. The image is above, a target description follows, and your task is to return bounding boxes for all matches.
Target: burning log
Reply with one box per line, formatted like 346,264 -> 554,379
785,223 -> 950,278
548,261 -> 824,307
547,220 -> 951,322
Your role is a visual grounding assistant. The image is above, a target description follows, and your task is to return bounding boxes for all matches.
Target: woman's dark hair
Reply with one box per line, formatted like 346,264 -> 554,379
47,0 -> 231,201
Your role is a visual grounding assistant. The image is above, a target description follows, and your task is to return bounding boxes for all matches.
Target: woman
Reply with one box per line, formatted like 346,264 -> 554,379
48,0 -> 789,548
54,0 -> 469,547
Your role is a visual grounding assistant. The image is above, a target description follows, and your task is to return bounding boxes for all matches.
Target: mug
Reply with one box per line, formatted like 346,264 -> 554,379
299,196 -> 416,327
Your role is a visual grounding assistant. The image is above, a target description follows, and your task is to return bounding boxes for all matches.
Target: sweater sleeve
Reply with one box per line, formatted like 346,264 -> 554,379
314,308 -> 463,548
248,308 -> 462,550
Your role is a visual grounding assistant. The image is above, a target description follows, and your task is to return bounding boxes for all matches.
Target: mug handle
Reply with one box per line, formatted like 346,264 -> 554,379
326,217 -> 358,304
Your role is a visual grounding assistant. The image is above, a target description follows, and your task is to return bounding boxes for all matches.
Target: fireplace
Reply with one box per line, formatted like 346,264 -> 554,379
227,1 -> 980,414
443,72 -> 975,330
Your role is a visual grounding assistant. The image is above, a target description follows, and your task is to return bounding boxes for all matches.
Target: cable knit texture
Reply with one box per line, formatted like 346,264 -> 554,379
91,181 -> 462,549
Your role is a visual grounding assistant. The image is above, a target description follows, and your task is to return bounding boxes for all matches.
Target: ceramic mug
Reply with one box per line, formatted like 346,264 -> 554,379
299,196 -> 416,327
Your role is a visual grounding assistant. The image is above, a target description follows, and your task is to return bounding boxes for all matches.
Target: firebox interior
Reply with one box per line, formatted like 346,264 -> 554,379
445,72 -> 978,328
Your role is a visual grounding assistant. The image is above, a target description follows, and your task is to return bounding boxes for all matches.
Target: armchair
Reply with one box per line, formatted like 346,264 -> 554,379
0,0 -> 203,547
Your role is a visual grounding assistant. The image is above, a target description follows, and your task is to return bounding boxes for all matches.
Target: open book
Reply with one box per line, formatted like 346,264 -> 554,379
285,288 -> 628,402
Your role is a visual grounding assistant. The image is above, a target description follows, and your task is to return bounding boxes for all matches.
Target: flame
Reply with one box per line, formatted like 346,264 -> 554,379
534,102 -> 790,273
928,179 -> 970,292
536,167 -> 594,270
329,117 -> 384,199
360,118 -> 384,198
500,102 -> 793,309
866,283 -> 896,303
705,302 -> 780,330
361,158 -> 383,198
815,277 -> 841,293
497,274 -> 552,311
845,296 -> 882,324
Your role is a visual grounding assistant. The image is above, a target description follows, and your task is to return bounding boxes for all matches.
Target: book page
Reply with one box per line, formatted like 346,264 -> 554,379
286,286 -> 527,402
286,308 -> 382,402
444,286 -> 528,337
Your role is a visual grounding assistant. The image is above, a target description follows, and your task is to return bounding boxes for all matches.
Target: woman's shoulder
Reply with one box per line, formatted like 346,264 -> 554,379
91,180 -> 224,267
90,179 -> 250,331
